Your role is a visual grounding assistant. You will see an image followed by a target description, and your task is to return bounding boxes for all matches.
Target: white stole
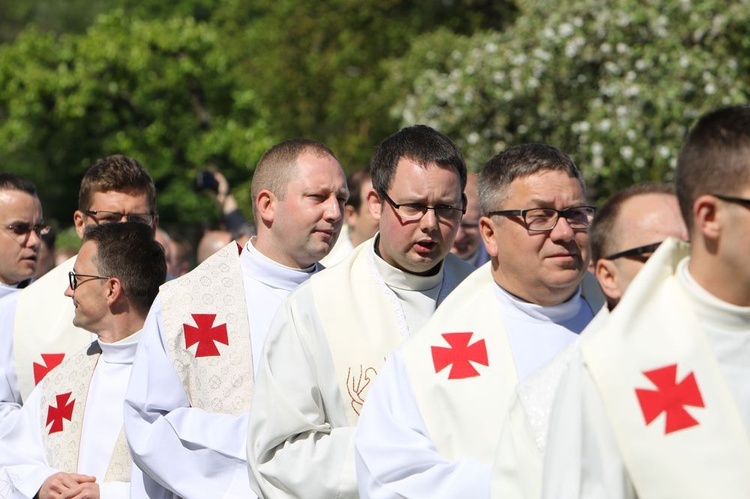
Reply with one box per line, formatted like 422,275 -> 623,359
582,238 -> 750,497
14,257 -> 92,400
160,242 -> 254,415
402,265 -> 518,464
39,343 -> 132,482
312,242 -> 471,425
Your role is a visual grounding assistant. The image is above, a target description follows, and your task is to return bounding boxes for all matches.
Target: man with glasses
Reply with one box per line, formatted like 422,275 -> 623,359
0,173 -> 48,299
451,171 -> 490,267
0,222 -> 165,499
247,125 -> 473,498
491,182 -> 688,498
541,106 -> 750,497
354,143 -> 597,497
0,155 -> 157,425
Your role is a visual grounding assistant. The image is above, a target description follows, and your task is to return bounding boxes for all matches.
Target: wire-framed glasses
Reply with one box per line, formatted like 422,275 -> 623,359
487,206 -> 596,232
83,210 -> 155,226
379,190 -> 465,222
68,271 -> 110,290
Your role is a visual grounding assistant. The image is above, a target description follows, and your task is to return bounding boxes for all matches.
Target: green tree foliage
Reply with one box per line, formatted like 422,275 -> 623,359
389,0 -> 750,201
0,11 -> 273,226
220,0 -> 517,168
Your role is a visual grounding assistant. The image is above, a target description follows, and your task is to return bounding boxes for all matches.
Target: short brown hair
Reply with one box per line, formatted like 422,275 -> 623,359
83,222 -> 165,315
78,155 -> 156,213
590,183 -> 675,262
0,173 -> 38,197
478,143 -> 585,215
250,139 -> 338,221
676,105 -> 750,229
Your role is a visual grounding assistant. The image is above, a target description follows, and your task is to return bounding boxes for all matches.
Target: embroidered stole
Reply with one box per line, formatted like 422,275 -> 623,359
403,266 -> 518,464
313,244 -> 471,425
14,256 -> 92,400
161,242 -> 254,415
582,238 -> 750,497
39,343 -> 132,482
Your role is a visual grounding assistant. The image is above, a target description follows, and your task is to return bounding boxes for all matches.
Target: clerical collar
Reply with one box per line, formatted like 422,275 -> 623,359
678,258 -> 750,332
0,282 -> 21,300
244,238 -> 318,291
96,330 -> 141,364
493,283 -> 586,324
371,236 -> 444,292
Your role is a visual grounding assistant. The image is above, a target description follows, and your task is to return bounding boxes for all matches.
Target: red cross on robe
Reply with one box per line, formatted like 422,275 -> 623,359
33,353 -> 66,385
183,313 -> 229,357
431,332 -> 489,379
635,363 -> 705,434
46,392 -> 75,434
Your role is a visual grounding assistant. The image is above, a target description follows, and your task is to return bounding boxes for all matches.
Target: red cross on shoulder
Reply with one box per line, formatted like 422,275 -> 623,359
431,332 -> 489,379
33,353 -> 66,385
46,392 -> 75,434
183,313 -> 229,358
635,363 -> 704,435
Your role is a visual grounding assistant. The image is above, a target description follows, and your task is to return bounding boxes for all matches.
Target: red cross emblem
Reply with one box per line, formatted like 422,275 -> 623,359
635,364 -> 704,434
183,314 -> 228,358
46,392 -> 75,434
33,353 -> 66,385
431,332 -> 488,379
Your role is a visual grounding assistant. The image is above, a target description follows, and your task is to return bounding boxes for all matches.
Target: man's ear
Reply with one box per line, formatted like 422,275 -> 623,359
367,189 -> 382,223
106,277 -> 124,305
693,194 -> 721,241
479,216 -> 498,257
595,258 -> 622,304
255,190 -> 276,226
73,211 -> 86,239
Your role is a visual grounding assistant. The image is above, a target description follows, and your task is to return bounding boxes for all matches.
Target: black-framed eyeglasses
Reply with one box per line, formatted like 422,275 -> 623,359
603,242 -> 662,261
713,193 -> 750,209
68,271 -> 110,290
3,223 -> 52,238
488,206 -> 596,232
83,210 -> 155,226
379,190 -> 465,222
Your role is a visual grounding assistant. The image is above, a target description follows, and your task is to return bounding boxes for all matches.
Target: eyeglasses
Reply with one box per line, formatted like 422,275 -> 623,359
3,223 -> 52,238
488,206 -> 596,232
379,190 -> 465,222
68,271 -> 110,290
713,193 -> 750,209
603,241 -> 662,261
83,210 -> 155,226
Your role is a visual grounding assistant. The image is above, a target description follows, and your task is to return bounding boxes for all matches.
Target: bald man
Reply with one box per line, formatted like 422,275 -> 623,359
196,230 -> 233,264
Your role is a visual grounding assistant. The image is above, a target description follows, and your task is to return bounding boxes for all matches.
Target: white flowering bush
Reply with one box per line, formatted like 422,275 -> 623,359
389,0 -> 750,201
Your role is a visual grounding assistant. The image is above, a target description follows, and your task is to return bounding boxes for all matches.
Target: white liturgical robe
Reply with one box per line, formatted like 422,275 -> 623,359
354,264 -> 594,498
247,237 -> 473,499
0,333 -> 140,499
542,239 -> 750,499
0,257 -> 92,427
124,240 -> 318,499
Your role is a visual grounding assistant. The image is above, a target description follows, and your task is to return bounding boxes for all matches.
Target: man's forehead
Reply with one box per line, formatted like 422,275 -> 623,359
88,190 -> 151,212
0,190 -> 42,220
507,171 -> 585,204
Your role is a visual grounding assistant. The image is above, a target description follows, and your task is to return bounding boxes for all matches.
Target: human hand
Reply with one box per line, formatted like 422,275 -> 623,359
38,472 -> 96,499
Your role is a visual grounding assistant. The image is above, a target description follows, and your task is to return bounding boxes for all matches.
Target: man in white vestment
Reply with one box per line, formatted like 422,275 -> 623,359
0,157 -> 158,426
124,139 -> 348,498
321,167 -> 380,267
247,125 -> 474,498
353,143 -> 597,498
0,222 -> 166,499
541,106 -> 750,498
491,182 -> 688,498
451,171 -> 490,267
